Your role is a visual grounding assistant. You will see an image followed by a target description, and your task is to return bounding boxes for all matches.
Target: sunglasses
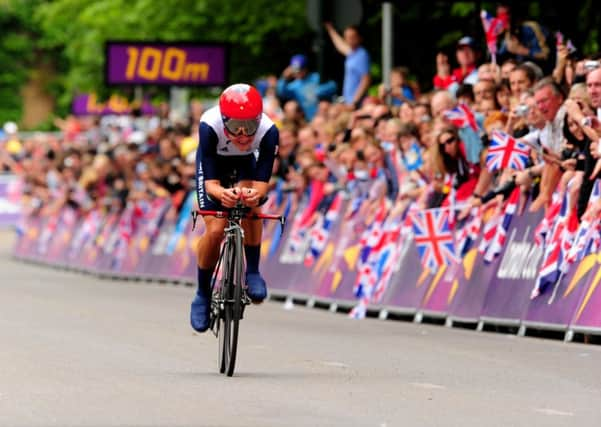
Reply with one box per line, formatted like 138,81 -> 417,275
440,136 -> 457,145
223,117 -> 259,137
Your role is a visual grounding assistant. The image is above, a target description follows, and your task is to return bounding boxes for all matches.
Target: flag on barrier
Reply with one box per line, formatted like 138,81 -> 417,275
411,207 -> 458,270
483,187 -> 520,263
531,189 -> 573,298
478,203 -> 502,257
69,208 -> 102,258
564,180 -> 601,268
304,192 -> 343,267
455,207 -> 482,258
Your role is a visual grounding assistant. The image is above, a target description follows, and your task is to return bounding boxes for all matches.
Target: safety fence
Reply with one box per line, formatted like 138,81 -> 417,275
10,186 -> 601,343
0,174 -> 20,228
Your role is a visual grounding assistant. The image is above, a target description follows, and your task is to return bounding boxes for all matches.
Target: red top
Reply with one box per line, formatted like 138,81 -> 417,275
433,75 -> 457,90
451,65 -> 476,83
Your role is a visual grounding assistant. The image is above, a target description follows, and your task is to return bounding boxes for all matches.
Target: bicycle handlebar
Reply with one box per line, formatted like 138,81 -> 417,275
191,209 -> 286,232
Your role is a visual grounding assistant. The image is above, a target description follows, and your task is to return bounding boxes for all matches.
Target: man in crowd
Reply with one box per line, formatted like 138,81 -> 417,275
277,54 -> 337,121
324,22 -> 371,108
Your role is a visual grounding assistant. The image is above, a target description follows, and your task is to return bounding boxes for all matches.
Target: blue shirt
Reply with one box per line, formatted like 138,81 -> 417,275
390,86 -> 415,106
343,47 -> 370,104
402,141 -> 423,172
276,72 -> 337,120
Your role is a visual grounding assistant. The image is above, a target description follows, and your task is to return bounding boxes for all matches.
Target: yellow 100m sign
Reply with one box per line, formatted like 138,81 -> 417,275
106,42 -> 226,86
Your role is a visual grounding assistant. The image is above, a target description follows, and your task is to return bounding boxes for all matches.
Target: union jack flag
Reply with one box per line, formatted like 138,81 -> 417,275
565,180 -> 601,266
480,10 -> 507,56
531,190 -> 572,299
69,208 -> 102,258
443,103 -> 480,134
304,192 -> 343,267
534,192 -> 562,247
287,180 -> 325,255
478,203 -> 502,256
486,130 -> 530,172
483,187 -> 520,263
350,215 -> 403,319
455,207 -> 483,258
411,208 -> 458,270
354,199 -> 389,298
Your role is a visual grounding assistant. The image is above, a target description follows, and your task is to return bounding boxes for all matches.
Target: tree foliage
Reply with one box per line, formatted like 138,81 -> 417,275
34,0 -> 310,107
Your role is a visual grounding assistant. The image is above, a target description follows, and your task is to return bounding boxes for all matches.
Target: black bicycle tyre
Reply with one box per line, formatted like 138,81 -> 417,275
217,238 -> 233,374
225,228 -> 244,377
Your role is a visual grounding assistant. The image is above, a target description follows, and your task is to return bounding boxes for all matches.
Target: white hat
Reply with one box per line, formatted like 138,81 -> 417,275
3,121 -> 18,134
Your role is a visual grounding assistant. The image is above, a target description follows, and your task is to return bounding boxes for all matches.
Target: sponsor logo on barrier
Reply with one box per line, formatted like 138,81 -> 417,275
497,227 -> 543,280
0,198 -> 19,214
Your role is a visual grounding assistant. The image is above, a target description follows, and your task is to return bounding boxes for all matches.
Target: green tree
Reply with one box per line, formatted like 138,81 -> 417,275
0,0 -> 40,124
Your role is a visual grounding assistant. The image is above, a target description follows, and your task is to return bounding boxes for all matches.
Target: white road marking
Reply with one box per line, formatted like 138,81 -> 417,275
534,408 -> 574,416
409,382 -> 446,390
319,361 -> 350,369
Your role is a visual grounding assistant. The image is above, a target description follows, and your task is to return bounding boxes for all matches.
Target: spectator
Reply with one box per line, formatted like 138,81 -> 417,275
378,66 -> 415,106
497,4 -> 552,71
529,77 -> 566,212
277,54 -> 337,121
456,84 -> 475,106
274,124 -> 298,181
452,37 -> 479,86
435,127 -> 478,196
495,80 -> 512,112
282,99 -> 306,129
474,79 -> 495,109
433,52 -> 456,90
509,63 -> 538,107
500,58 -> 518,80
477,63 -> 500,83
324,22 -> 371,107
396,121 -> 423,172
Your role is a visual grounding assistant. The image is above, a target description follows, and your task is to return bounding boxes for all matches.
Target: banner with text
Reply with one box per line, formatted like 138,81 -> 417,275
106,42 -> 227,86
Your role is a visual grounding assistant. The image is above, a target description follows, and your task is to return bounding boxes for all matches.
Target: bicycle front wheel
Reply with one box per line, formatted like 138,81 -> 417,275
219,229 -> 245,377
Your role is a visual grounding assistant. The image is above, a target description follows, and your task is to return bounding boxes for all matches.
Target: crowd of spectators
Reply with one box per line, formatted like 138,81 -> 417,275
2,5 -> 601,236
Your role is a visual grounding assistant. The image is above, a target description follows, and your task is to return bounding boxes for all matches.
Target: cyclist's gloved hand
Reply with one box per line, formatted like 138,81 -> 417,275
221,187 -> 241,208
240,187 -> 261,207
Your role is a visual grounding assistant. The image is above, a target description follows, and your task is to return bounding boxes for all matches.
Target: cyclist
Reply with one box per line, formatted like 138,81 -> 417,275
192,83 -> 279,332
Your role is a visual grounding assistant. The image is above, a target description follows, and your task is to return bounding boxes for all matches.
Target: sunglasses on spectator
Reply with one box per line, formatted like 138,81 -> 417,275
223,118 -> 259,137
440,136 -> 457,145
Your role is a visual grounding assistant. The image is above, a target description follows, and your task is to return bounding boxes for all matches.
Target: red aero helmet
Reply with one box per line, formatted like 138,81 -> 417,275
220,84 -> 263,136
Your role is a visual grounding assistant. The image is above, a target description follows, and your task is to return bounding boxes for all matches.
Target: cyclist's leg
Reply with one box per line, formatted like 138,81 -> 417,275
239,177 -> 267,302
192,152 -> 228,331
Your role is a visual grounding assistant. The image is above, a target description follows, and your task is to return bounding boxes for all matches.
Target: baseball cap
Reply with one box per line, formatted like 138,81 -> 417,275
289,54 -> 308,70
457,36 -> 476,49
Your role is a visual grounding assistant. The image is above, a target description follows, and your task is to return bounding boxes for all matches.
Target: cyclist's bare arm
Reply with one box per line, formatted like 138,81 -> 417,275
239,181 -> 269,208
206,180 -> 241,208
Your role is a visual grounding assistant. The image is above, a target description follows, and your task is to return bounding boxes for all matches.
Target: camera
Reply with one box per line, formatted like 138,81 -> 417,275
561,148 -> 579,161
515,104 -> 529,117
561,148 -> 586,171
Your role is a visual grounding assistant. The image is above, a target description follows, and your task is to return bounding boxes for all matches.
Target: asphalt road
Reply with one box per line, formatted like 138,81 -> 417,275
1,232 -> 600,427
